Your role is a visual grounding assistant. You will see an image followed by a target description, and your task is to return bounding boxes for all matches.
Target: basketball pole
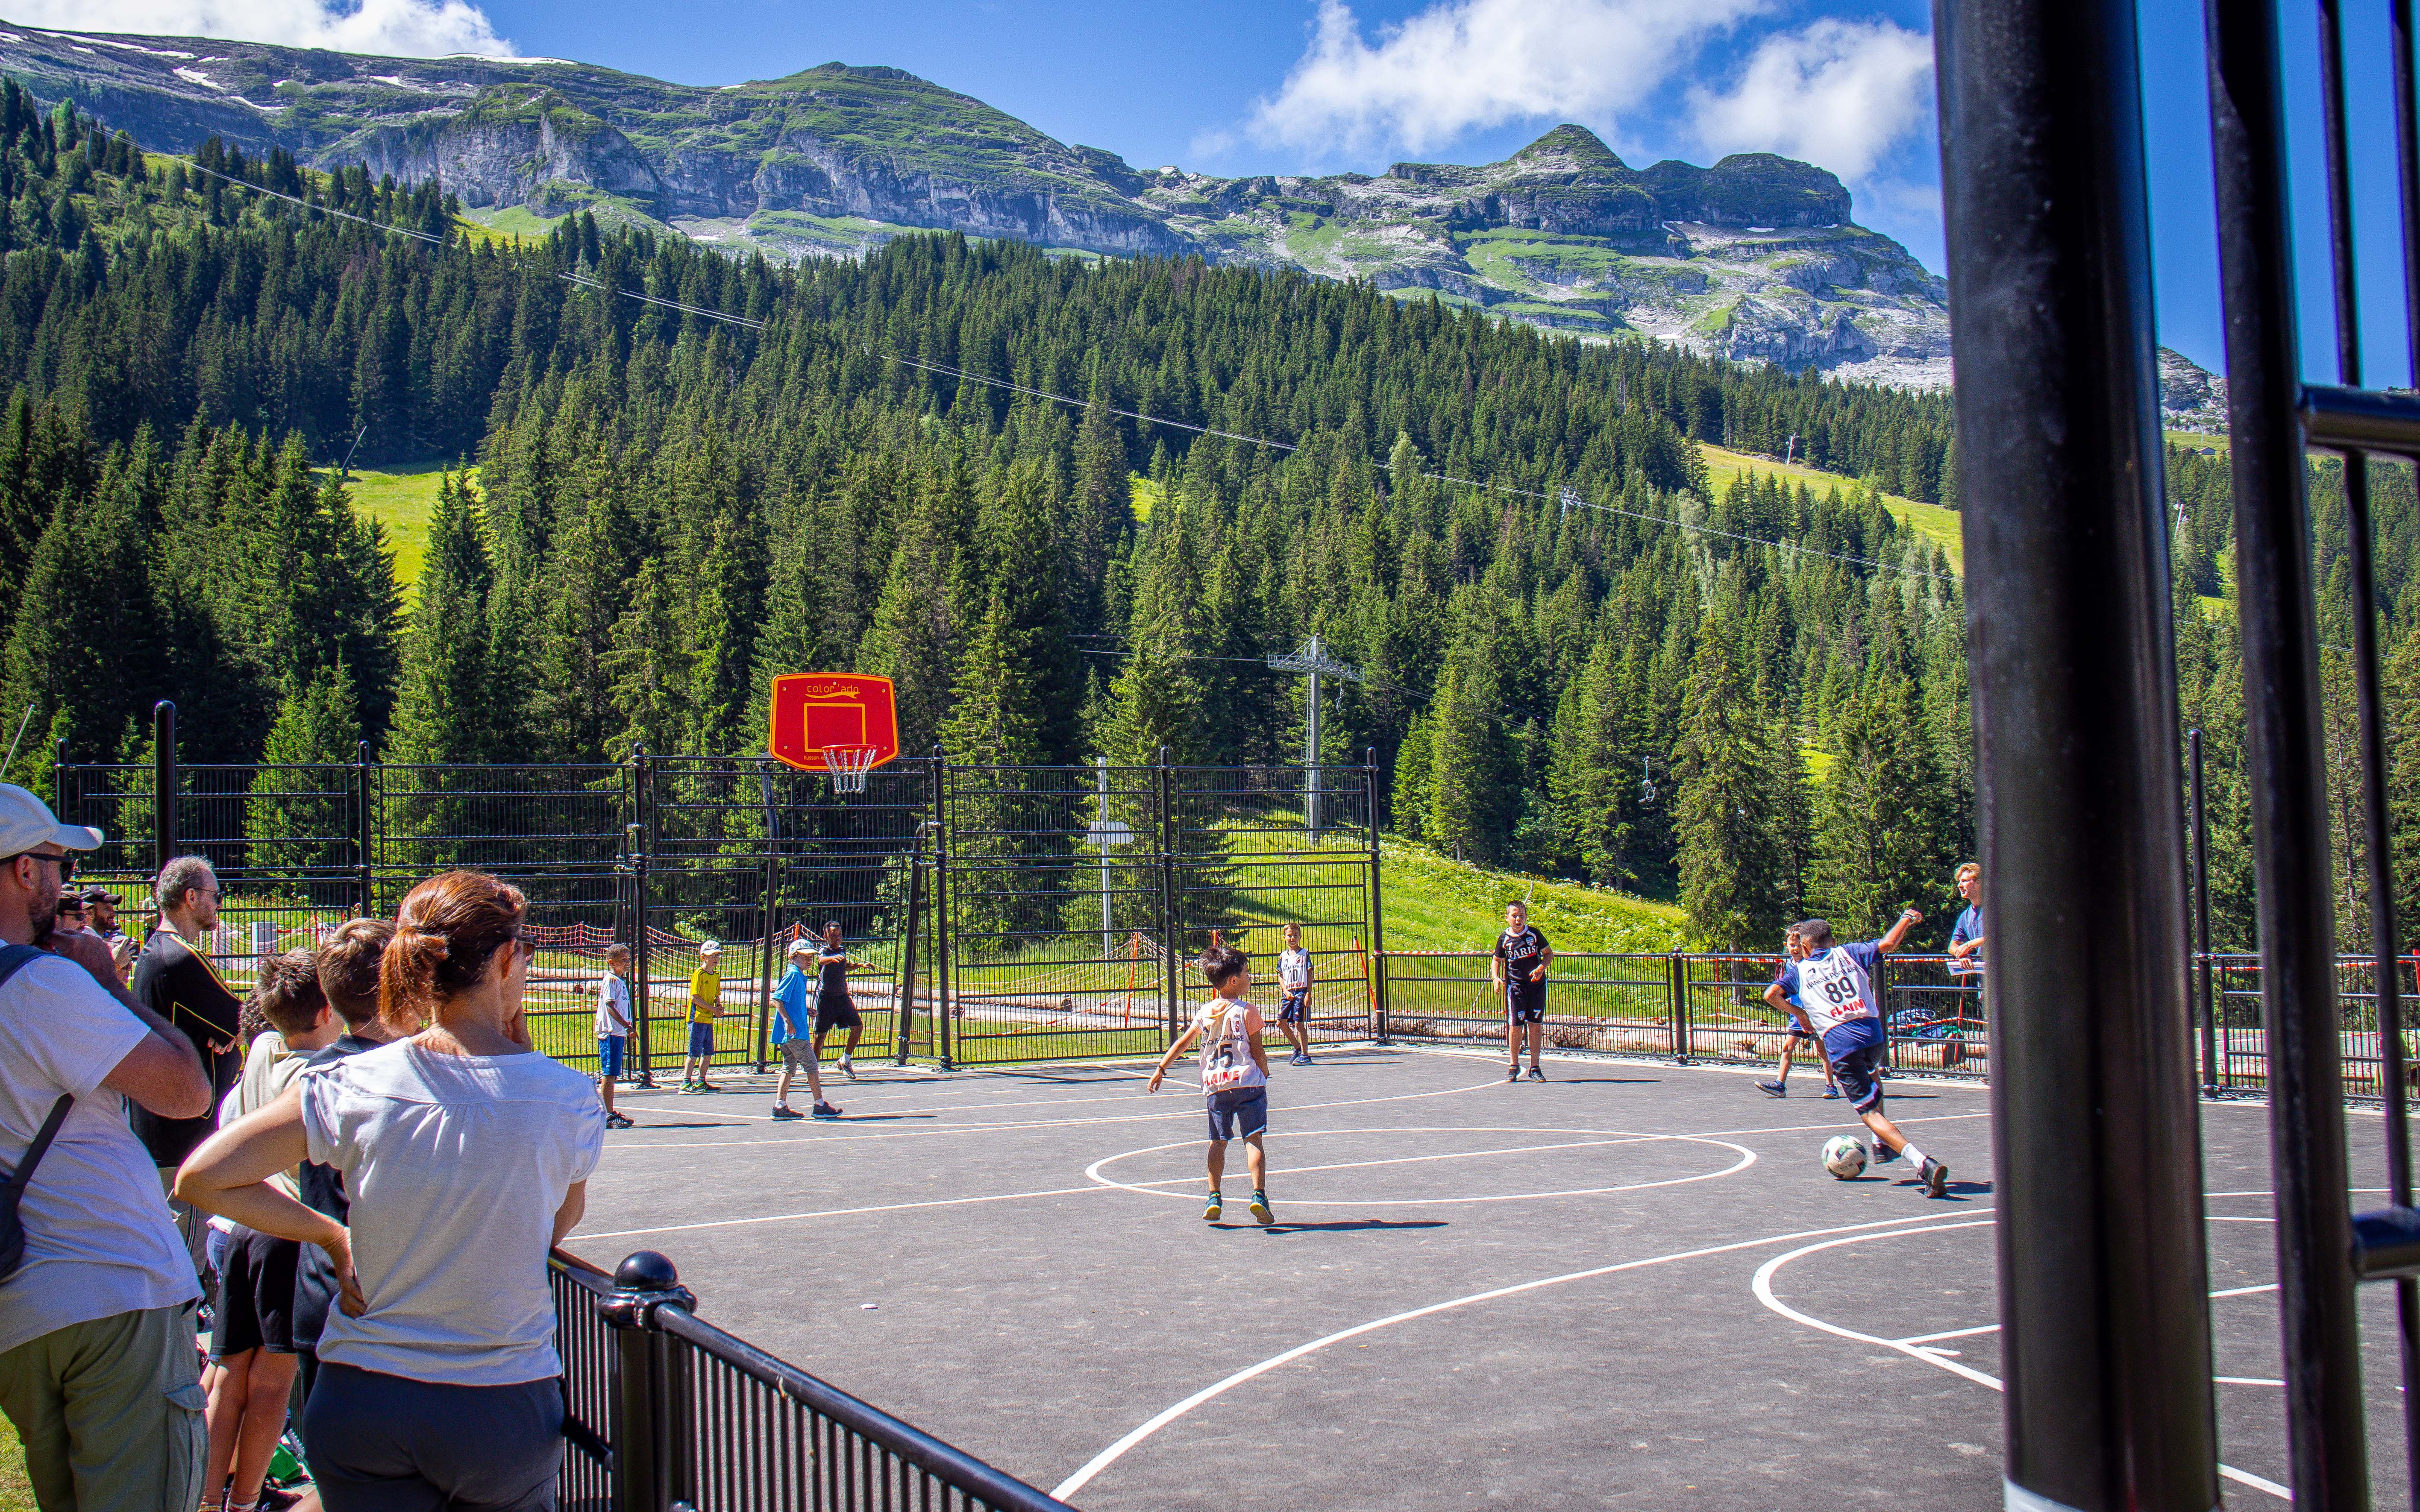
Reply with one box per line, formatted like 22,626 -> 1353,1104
1937,0 -> 2219,1506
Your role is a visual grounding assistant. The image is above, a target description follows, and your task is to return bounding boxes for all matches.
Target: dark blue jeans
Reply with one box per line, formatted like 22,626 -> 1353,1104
303,1362 -> 562,1511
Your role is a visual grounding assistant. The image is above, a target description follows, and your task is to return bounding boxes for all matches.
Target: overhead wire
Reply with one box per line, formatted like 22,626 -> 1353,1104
182,155 -> 1950,583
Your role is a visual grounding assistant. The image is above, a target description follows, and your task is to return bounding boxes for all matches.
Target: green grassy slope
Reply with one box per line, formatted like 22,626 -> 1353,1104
1697,442 -> 1963,571
327,462 -> 465,602
1377,839 -> 1682,953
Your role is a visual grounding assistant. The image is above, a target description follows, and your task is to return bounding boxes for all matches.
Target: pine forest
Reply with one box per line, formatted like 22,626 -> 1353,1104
4,91 -> 2414,953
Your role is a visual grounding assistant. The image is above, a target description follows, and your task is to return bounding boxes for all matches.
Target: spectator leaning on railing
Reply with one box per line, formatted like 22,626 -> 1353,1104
0,783 -> 216,1512
179,870 -> 605,1512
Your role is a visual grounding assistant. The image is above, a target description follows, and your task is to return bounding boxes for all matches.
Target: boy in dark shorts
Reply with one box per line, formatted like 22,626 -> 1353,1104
1757,926 -> 1839,1099
1492,901 -> 1552,1081
1275,921 -> 1314,1067
809,921 -> 869,1080
205,950 -> 340,1512
1766,912 -> 1947,1197
1146,943 -> 1275,1225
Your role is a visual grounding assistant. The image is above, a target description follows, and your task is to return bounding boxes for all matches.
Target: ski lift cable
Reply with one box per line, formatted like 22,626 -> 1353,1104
181,158 -> 1947,583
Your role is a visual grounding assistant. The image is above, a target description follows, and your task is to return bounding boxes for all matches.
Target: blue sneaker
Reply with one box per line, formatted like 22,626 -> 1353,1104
1756,1080 -> 1787,1099
1203,1191 -> 1223,1223
1822,1085 -> 1842,1100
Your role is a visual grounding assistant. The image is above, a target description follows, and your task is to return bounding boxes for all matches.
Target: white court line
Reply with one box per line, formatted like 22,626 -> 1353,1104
1047,1207 -> 1987,1502
1085,1126 -> 1756,1207
1108,1134 -> 1665,1185
1893,1283 -> 2285,1346
614,1078 -> 1201,1126
2218,1377 -> 2288,1387
600,1075 -> 1507,1153
1753,1222 -> 2293,1502
574,1183 -> 1112,1242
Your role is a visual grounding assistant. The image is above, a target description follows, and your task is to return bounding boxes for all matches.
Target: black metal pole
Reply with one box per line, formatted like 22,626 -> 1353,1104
897,831 -> 924,1069
355,740 -> 375,920
755,762 -> 780,1077
2191,730 -> 2219,1095
931,745 -> 953,1071
2204,0 -> 2368,1497
631,748 -> 655,1090
1364,748 -> 1388,1043
1935,0 -> 2217,1506
1157,746 -> 1178,1041
152,700 -> 176,873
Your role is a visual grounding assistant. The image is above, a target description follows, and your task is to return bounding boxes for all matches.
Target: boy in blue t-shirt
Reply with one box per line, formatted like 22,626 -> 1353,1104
768,939 -> 841,1120
1765,911 -> 1948,1197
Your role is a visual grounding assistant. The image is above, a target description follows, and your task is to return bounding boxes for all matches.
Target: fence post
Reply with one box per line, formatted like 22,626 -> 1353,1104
2190,728 -> 2219,1094
355,741 -> 375,919
630,746 -> 654,1089
754,761 -> 779,1078
49,736 -> 63,818
896,835 -> 924,1068
931,746 -> 953,1071
600,1249 -> 697,1512
1365,748 -> 1388,1043
1668,952 -> 1689,1063
152,700 -> 176,872
1157,747 -> 1178,1040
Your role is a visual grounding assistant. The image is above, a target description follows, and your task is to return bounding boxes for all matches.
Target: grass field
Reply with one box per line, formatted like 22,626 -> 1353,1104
0,1416 -> 25,1512
1377,839 -> 1682,952
1697,442 -> 1965,571
324,461 -> 462,601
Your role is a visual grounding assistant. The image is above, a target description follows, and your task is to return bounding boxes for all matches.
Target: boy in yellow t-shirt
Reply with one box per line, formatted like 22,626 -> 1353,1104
682,939 -> 725,1093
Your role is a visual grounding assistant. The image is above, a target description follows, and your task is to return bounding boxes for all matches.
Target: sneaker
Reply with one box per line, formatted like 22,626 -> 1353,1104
1756,1080 -> 1788,1099
1525,1066 -> 1545,1082
1917,1157 -> 1949,1198
1822,1085 -> 1842,1100
769,1105 -> 804,1121
1204,1191 -> 1223,1222
695,1082 -> 720,1094
840,1057 -> 856,1080
1248,1191 -> 1273,1225
1874,1144 -> 1902,1166
811,1100 -> 843,1117
1290,1052 -> 1312,1067
1505,1065 -> 1521,1082
606,1112 -> 634,1129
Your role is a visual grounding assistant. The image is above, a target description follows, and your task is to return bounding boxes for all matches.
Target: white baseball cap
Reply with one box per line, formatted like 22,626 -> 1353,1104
699,938 -> 722,956
0,784 -> 102,856
786,938 -> 816,959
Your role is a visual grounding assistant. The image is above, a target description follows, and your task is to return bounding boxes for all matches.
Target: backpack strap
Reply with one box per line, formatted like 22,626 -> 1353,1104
0,944 -> 74,1193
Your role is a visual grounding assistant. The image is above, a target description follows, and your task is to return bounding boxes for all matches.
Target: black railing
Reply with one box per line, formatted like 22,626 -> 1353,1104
550,1248 -> 1071,1512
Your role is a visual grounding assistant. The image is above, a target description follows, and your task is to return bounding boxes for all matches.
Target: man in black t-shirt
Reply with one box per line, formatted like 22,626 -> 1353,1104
129,856 -> 242,1282
1491,901 -> 1553,1083
809,921 -> 870,1080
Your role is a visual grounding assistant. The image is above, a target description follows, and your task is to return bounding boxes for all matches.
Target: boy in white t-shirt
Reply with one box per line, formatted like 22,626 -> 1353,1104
594,945 -> 633,1129
1147,944 -> 1274,1226
1275,923 -> 1314,1067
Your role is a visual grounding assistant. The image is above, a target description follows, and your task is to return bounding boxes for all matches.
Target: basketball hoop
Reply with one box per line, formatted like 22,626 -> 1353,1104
822,745 -> 878,794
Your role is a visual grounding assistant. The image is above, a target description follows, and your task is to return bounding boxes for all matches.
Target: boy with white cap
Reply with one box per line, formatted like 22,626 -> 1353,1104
768,938 -> 842,1119
681,939 -> 725,1093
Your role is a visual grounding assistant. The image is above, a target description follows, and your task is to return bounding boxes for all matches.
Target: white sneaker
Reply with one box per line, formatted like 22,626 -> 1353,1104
839,1057 -> 855,1080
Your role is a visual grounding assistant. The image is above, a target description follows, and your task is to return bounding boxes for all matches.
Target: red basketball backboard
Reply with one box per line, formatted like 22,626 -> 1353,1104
768,674 -> 900,772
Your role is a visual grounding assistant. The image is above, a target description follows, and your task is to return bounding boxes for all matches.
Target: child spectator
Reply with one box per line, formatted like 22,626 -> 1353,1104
203,950 -> 338,1512
1275,923 -> 1314,1067
1146,944 -> 1275,1226
681,940 -> 723,1093
290,918 -> 396,1412
595,944 -> 633,1128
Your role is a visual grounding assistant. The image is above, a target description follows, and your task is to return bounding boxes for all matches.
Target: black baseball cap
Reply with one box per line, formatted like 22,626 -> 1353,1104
80,886 -> 121,905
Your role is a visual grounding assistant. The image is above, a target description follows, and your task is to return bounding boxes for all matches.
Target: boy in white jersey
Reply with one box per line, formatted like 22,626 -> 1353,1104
1146,943 -> 1275,1225
594,944 -> 634,1129
1767,913 -> 1948,1197
1275,922 -> 1314,1067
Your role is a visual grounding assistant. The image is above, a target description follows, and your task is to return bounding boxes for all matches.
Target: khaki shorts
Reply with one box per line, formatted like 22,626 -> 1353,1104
779,1040 -> 819,1070
0,1303 -> 207,1512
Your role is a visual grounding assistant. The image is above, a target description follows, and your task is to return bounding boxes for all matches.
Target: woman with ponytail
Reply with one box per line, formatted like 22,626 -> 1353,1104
176,870 -> 605,1511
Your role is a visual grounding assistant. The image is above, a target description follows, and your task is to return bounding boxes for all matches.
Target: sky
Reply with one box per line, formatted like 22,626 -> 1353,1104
32,0 -> 2420,385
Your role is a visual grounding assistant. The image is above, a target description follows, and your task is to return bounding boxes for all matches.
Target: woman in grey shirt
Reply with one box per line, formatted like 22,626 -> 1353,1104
179,870 -> 605,1512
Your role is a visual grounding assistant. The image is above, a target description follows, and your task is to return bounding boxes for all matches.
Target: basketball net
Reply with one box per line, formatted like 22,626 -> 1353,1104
822,744 -> 878,794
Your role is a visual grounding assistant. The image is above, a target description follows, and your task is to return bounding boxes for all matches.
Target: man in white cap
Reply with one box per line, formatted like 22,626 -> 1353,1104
0,784 -> 214,1512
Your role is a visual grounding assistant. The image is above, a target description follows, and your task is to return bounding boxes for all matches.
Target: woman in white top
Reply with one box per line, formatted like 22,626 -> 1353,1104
178,870 -> 605,1512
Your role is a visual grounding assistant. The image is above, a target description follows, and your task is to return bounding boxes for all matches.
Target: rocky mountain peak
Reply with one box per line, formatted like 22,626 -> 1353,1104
1505,123 -> 1627,175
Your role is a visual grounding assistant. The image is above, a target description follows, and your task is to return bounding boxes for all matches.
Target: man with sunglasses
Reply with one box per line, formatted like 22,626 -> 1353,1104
131,853 -> 244,1286
0,784 -> 215,1512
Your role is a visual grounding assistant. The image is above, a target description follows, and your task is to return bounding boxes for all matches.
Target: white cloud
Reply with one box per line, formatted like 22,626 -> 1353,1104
1686,18 -> 1933,181
18,0 -> 514,58
1247,0 -> 1771,157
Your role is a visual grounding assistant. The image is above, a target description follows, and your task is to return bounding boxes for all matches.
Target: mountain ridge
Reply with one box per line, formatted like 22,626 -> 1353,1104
1,19 -> 1959,380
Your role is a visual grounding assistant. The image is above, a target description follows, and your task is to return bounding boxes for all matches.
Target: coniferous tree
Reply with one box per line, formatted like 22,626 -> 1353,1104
1672,620 -> 1799,949
1809,671 -> 1954,940
388,470 -> 498,763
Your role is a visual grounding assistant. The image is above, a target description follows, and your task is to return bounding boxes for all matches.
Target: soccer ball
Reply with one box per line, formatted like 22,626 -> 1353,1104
1821,1135 -> 1869,1180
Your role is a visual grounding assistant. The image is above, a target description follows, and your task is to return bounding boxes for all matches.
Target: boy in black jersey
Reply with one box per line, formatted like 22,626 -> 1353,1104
809,921 -> 870,1080
1492,901 -> 1552,1082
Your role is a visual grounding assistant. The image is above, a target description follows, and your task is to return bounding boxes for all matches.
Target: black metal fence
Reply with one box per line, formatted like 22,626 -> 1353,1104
550,1247 -> 1070,1511
53,711 -> 1386,1077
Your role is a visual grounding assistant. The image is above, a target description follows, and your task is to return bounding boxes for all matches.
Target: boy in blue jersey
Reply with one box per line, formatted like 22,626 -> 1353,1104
1756,926 -> 1838,1100
1766,911 -> 1948,1197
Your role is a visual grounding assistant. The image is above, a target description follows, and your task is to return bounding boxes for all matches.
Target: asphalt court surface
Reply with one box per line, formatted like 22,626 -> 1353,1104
567,1046 -> 2411,1509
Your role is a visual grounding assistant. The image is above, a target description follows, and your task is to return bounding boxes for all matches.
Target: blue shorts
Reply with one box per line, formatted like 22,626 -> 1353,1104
1279,990 -> 1309,1024
687,1022 -> 715,1058
1205,1088 -> 1269,1141
1830,1040 -> 1887,1113
597,1035 -> 627,1078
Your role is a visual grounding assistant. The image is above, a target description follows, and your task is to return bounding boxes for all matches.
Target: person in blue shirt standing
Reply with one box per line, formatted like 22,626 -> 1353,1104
1947,861 -> 1985,1023
1765,911 -> 1948,1197
768,939 -> 841,1120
